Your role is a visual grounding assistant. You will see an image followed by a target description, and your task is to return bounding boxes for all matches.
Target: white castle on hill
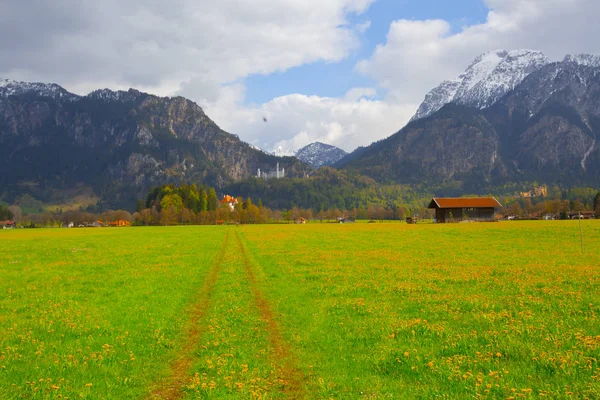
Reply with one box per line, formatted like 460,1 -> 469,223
257,163 -> 285,180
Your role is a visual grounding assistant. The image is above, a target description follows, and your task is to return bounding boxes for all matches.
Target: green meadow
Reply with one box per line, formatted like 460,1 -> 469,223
0,221 -> 599,399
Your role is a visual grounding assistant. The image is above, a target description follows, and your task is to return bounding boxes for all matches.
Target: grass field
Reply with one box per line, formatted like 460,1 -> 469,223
1,221 -> 599,399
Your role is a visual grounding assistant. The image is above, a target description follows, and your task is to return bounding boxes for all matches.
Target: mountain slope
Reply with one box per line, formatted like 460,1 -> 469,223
411,49 -> 549,121
295,142 -> 348,168
341,56 -> 600,187
0,79 -> 310,208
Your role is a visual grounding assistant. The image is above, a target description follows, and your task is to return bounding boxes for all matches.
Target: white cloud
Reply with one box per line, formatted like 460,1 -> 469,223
355,20 -> 372,34
201,89 -> 416,153
0,0 -> 374,95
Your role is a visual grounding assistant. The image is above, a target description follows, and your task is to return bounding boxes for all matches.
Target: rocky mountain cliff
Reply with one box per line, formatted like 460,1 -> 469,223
0,79 -> 309,208
295,142 -> 347,168
411,49 -> 549,121
341,56 -> 600,188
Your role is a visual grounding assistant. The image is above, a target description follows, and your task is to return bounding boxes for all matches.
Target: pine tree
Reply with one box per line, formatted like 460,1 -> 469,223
207,188 -> 218,211
198,187 -> 207,212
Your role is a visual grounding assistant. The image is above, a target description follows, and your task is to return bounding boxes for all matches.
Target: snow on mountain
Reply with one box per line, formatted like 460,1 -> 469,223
272,145 -> 296,157
295,142 -> 348,168
0,78 -> 79,101
454,50 -> 508,100
563,54 -> 600,67
87,88 -> 130,102
411,79 -> 461,121
411,49 -> 550,121
459,49 -> 549,109
249,144 -> 269,154
86,88 -> 148,103
0,79 -> 149,104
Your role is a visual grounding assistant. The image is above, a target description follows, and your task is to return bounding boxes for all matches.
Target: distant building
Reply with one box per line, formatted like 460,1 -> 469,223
295,217 -> 306,224
257,163 -> 285,180
221,195 -> 238,211
108,220 -> 131,227
2,220 -> 16,229
339,217 -> 356,224
569,211 -> 595,219
520,185 -> 548,198
428,197 -> 502,223
91,220 -> 104,227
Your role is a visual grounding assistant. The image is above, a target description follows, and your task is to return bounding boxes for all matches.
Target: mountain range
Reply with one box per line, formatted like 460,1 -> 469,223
2,48 -> 600,210
340,52 -> 600,187
0,79 -> 309,208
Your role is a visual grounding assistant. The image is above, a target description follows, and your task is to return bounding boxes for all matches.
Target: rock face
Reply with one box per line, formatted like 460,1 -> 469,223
0,79 -> 310,208
295,142 -> 348,168
411,49 -> 549,121
341,56 -> 600,187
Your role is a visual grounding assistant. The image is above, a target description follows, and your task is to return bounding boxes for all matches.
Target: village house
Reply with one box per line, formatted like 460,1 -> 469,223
295,217 -> 306,224
542,213 -> 556,221
569,211 -> 595,219
221,195 -> 238,211
2,220 -> 16,229
428,197 -> 502,223
520,185 -> 548,198
108,220 -> 131,227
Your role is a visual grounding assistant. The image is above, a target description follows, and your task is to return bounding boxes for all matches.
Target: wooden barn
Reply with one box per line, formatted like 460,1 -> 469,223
428,197 -> 502,223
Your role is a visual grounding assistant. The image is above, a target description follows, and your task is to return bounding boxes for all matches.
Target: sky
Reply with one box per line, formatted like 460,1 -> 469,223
2,0 -> 600,153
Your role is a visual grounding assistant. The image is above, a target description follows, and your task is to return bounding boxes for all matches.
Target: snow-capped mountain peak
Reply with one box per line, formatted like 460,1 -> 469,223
86,88 -> 147,103
295,142 -> 348,168
459,49 -> 549,109
563,53 -> 600,67
0,78 -> 79,101
410,79 -> 461,121
454,49 -> 508,97
272,145 -> 296,157
411,49 -> 550,121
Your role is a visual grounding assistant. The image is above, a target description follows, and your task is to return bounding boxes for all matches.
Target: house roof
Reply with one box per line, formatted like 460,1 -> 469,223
428,197 -> 502,209
221,195 -> 237,204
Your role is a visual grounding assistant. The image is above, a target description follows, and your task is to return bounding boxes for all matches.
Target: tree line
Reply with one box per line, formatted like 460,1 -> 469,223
132,183 -> 420,226
2,181 -> 599,227
2,207 -> 134,228
498,189 -> 600,219
0,205 -> 14,220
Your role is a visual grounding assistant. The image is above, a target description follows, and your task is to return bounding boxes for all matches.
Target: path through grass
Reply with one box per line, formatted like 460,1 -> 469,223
1,221 -> 599,398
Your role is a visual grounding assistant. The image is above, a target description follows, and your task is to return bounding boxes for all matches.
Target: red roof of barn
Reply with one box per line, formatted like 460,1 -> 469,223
428,197 -> 502,209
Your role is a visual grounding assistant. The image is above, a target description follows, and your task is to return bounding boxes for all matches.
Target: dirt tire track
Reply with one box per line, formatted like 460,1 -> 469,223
148,230 -> 230,400
234,230 -> 306,398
